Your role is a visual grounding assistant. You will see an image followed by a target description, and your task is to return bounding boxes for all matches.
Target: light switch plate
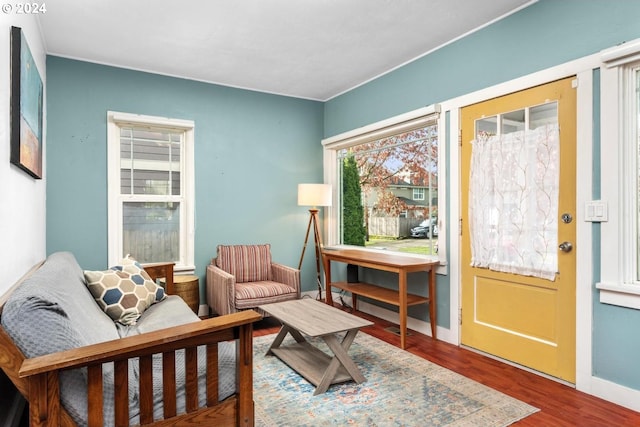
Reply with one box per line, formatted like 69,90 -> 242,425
585,200 -> 608,222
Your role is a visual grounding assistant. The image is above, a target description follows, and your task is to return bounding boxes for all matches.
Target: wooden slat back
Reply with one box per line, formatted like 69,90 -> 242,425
87,365 -> 103,427
16,321 -> 257,427
185,347 -> 199,412
114,360 -> 129,425
72,342 -> 237,426
236,322 -> 254,427
162,351 -> 177,419
206,343 -> 219,407
138,355 -> 154,424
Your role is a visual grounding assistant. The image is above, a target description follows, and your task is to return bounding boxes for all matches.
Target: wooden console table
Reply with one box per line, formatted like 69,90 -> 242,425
322,248 -> 439,349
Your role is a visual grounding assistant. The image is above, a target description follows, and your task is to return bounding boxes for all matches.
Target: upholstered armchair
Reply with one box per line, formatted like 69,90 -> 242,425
206,244 -> 301,316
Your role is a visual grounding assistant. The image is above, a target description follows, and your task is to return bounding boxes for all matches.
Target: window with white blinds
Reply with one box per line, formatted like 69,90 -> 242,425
107,112 -> 195,271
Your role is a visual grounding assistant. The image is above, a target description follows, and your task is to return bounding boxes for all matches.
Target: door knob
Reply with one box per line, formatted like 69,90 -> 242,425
558,241 -> 573,252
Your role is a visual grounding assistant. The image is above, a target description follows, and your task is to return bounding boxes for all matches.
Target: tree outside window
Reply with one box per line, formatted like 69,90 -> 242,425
337,123 -> 438,255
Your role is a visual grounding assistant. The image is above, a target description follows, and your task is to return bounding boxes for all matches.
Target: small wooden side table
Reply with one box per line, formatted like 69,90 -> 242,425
160,275 -> 200,314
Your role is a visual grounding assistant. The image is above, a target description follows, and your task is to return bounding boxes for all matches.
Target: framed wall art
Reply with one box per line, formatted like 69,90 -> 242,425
10,26 -> 43,179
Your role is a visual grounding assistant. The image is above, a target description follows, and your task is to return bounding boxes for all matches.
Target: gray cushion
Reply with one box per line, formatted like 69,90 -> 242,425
116,295 -> 200,337
3,251 -> 119,346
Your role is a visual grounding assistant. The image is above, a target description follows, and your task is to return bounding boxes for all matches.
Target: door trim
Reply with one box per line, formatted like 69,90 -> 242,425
439,54 -> 598,392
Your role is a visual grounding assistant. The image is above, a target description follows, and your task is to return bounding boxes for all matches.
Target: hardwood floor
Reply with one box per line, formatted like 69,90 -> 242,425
254,306 -> 640,427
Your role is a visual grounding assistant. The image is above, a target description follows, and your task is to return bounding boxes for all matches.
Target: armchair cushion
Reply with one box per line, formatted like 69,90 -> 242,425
234,281 -> 298,310
215,244 -> 273,283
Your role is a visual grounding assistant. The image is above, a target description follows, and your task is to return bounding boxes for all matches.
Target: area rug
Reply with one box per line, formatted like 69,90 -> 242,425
253,332 -> 538,426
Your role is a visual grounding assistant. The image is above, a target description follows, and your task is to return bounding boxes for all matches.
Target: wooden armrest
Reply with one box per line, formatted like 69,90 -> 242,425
19,310 -> 261,378
142,262 -> 175,294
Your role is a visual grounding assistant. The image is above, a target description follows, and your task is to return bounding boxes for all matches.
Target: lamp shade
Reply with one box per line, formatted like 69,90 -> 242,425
298,183 -> 332,207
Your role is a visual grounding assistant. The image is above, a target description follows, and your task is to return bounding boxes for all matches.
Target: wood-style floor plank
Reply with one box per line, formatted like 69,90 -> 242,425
254,305 -> 640,426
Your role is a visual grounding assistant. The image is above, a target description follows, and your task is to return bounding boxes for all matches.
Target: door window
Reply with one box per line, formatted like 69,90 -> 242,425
469,102 -> 560,280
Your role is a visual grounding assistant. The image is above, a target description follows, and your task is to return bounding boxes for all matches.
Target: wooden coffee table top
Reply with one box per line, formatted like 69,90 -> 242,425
259,299 -> 373,337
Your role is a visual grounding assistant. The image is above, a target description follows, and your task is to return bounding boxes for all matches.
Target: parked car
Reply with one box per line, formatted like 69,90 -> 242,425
410,218 -> 438,238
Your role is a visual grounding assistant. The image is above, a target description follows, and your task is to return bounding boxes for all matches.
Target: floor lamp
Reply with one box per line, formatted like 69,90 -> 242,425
297,183 -> 332,300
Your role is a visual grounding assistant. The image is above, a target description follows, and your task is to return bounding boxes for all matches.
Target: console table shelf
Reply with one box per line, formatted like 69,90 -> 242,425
330,281 -> 429,307
322,248 -> 439,349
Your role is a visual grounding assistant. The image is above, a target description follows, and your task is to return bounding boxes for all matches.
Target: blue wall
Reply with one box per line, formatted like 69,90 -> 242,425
325,0 -> 640,137
323,0 -> 640,390
46,57 -> 324,299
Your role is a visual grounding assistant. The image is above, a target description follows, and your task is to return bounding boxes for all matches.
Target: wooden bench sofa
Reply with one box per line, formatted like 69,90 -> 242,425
0,252 -> 261,426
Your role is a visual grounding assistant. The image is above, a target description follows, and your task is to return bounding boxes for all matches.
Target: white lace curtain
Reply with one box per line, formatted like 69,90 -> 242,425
469,125 -> 559,281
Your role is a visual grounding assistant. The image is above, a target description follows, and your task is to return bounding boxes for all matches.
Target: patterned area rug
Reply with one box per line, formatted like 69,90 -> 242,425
254,332 -> 538,426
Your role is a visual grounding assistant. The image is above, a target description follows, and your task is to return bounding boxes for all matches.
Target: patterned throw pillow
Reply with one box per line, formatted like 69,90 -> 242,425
216,244 -> 272,283
84,256 -> 166,325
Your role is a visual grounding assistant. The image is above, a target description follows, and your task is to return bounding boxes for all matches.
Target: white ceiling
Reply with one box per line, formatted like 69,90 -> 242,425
38,0 -> 535,101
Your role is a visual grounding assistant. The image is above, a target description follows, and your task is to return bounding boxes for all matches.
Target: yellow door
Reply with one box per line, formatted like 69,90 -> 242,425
460,77 -> 576,383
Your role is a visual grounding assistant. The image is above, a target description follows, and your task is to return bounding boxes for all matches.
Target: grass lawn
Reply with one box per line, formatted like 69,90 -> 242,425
365,236 -> 437,256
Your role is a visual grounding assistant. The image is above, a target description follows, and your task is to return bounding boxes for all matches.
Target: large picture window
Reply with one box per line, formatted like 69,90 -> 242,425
323,106 -> 443,259
107,112 -> 195,271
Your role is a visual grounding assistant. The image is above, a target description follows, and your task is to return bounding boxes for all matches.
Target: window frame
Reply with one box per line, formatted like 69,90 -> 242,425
597,38 -> 640,309
321,105 -> 447,271
107,111 -> 195,272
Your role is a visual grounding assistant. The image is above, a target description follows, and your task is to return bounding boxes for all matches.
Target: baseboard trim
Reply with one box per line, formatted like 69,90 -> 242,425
197,304 -> 209,317
590,376 -> 640,413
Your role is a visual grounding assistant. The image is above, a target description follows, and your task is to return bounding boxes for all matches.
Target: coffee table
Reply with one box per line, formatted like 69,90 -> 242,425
259,299 -> 373,395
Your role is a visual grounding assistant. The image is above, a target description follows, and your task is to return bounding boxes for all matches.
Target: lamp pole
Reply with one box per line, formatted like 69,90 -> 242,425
298,208 -> 324,300
297,183 -> 332,301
